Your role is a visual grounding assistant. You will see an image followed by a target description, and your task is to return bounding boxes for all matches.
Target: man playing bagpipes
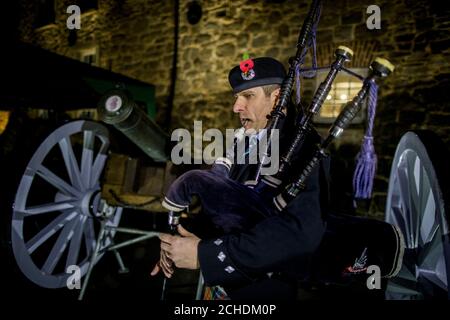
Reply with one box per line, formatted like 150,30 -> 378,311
151,56 -> 330,300
150,0 -> 404,298
150,49 -> 404,299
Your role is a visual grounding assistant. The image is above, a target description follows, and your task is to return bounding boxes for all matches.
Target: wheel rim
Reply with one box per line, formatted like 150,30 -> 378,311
11,120 -> 121,288
385,131 -> 449,299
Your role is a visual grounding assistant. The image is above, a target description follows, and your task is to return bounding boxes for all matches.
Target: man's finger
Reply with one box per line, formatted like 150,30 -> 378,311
150,260 -> 173,278
161,250 -> 174,269
160,256 -> 174,276
177,224 -> 194,237
162,268 -> 173,278
161,254 -> 173,270
161,242 -> 171,252
158,258 -> 172,278
150,263 -> 160,276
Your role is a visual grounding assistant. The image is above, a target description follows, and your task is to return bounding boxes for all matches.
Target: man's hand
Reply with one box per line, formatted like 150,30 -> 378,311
150,225 -> 201,278
162,225 -> 201,269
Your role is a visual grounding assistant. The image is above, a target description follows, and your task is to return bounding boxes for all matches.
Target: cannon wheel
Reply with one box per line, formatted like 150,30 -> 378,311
385,131 -> 450,299
11,120 -> 122,288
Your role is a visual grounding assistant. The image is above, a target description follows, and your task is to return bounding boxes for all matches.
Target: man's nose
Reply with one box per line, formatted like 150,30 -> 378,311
233,97 -> 246,113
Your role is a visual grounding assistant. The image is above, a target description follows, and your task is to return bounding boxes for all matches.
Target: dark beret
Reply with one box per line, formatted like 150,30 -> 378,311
228,57 -> 286,94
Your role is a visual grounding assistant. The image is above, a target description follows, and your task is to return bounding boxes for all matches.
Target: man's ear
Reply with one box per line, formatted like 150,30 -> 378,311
271,88 -> 281,104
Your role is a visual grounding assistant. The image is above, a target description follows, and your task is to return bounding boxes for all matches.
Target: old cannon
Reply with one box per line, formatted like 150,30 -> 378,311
10,89 -> 172,300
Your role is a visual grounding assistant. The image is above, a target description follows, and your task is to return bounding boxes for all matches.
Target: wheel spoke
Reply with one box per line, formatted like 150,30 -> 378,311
391,204 -> 407,237
419,191 -> 437,246
81,131 -> 94,189
41,217 -> 79,274
419,224 -> 439,263
411,157 -> 424,246
397,165 -> 415,247
397,257 -> 417,283
35,165 -> 82,198
25,210 -> 78,254
386,276 -> 421,297
418,232 -> 447,289
407,155 -> 422,249
59,137 -> 83,191
66,215 -> 87,269
417,160 -> 431,216
21,199 -> 79,216
418,255 -> 448,291
84,218 -> 96,255
413,156 -> 421,203
91,152 -> 107,189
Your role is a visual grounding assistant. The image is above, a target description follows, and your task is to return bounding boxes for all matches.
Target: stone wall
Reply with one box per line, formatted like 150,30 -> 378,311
17,0 -> 450,218
19,0 -> 175,126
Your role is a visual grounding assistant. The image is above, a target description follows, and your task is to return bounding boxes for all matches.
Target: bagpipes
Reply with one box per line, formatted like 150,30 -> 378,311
161,0 -> 395,232
160,55 -> 401,288
162,56 -> 394,234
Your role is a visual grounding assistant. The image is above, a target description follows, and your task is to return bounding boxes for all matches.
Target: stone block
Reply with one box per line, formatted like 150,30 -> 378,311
264,47 -> 280,57
251,35 -> 268,48
268,11 -> 282,24
216,43 -> 236,57
277,24 -> 290,38
245,22 -> 262,33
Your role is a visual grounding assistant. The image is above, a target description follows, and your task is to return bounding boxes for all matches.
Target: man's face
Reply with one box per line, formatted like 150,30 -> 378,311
232,86 -> 279,132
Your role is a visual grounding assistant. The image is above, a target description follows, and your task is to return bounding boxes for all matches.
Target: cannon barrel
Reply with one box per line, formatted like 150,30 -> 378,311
97,89 -> 169,162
